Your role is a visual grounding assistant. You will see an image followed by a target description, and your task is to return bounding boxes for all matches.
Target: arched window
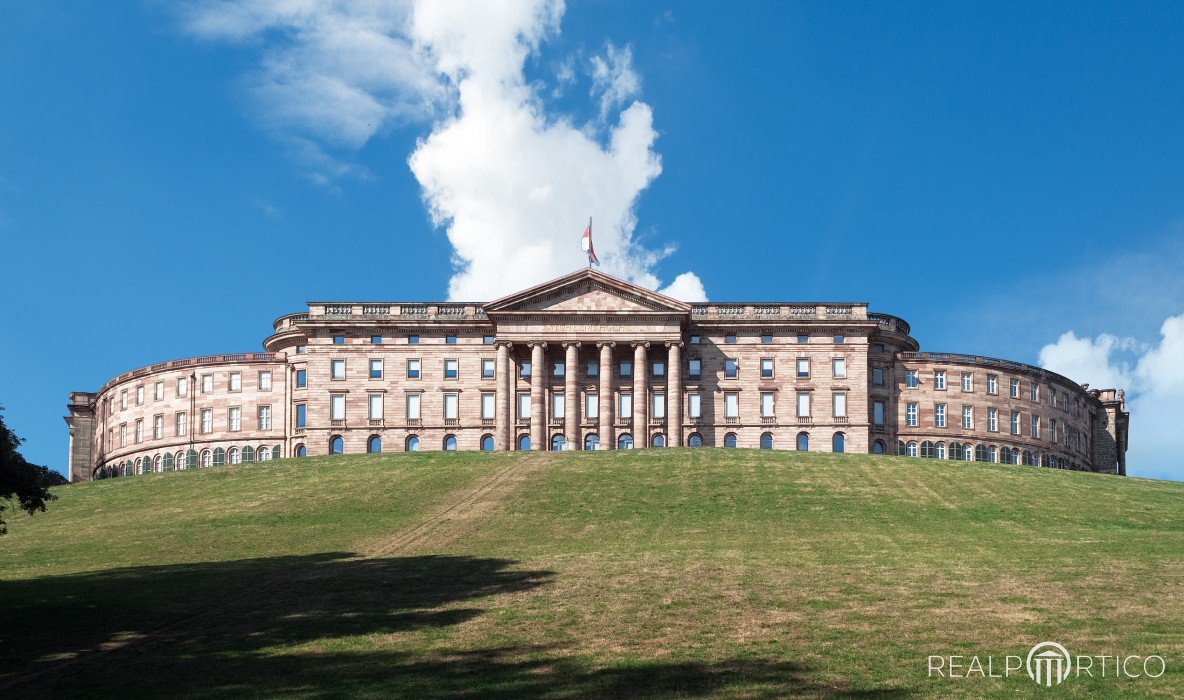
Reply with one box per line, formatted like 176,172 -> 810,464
200,450 -> 212,468
760,432 -> 773,450
617,433 -> 633,450
444,435 -> 458,451
517,434 -> 531,451
367,435 -> 382,454
975,444 -> 987,462
987,446 -> 997,463
724,433 -> 738,448
134,457 -> 143,474
481,434 -> 495,452
832,433 -> 845,453
584,433 -> 599,451
120,462 -> 128,477
258,446 -> 272,461
963,443 -> 974,461
920,441 -> 935,458
797,432 -> 809,452
652,434 -> 666,448
213,447 -> 225,466
1041,453 -> 1050,468
242,445 -> 256,463
898,440 -> 907,455
228,448 -> 241,465
175,451 -> 186,470
551,434 -> 566,451
949,442 -> 962,461
1022,450 -> 1033,466
1000,447 -> 1012,464
295,444 -> 307,458
935,442 -> 946,459
273,444 -> 282,459
328,436 -> 343,455
688,433 -> 703,447
906,441 -> 918,457
153,454 -> 162,472
406,435 -> 420,452
872,440 -> 885,455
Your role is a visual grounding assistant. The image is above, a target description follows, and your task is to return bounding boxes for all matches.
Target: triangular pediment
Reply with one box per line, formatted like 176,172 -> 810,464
484,269 -> 691,315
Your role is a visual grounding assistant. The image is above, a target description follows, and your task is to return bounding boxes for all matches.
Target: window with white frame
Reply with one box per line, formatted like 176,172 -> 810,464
797,392 -> 810,417
988,407 -> 998,431
962,405 -> 973,429
259,405 -> 272,430
119,424 -> 127,447
935,403 -> 946,427
724,392 -> 739,418
259,371 -> 272,391
331,360 -> 346,380
1010,410 -> 1020,435
229,406 -> 241,431
906,402 -> 918,427
444,393 -> 459,420
934,371 -> 946,390
760,358 -> 774,379
177,377 -> 188,397
134,419 -> 143,443
407,394 -> 422,420
619,393 -> 633,418
906,370 -> 918,388
832,358 -> 847,379
331,394 -> 346,421
136,385 -> 144,405
585,392 -> 599,418
517,392 -> 530,419
1030,415 -> 1040,438
961,372 -> 972,392
121,390 -> 127,410
201,374 -> 213,394
369,359 -> 383,379
201,409 -> 212,434
1030,384 -> 1038,401
481,393 -> 495,419
760,392 -> 774,417
407,359 -> 421,379
551,393 -> 565,419
833,392 -> 847,418
652,393 -> 666,419
482,359 -> 495,378
444,359 -> 459,379
1051,418 -> 1058,443
229,372 -> 241,392
796,358 -> 809,378
724,359 -> 738,378
688,392 -> 702,418
176,412 -> 187,436
154,415 -> 163,439
155,381 -> 164,400
1010,378 -> 1019,398
987,374 -> 998,394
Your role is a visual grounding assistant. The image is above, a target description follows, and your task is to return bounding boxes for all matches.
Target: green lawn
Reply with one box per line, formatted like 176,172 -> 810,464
1,450 -> 1181,698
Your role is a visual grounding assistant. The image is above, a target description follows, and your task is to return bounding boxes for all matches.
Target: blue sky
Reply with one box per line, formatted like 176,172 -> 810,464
1,1 -> 1182,479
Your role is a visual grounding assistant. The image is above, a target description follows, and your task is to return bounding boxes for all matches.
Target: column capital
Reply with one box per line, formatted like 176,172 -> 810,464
596,340 -> 616,348
665,341 -> 685,349
497,340 -> 514,349
561,340 -> 582,348
527,340 -> 548,349
630,340 -> 651,348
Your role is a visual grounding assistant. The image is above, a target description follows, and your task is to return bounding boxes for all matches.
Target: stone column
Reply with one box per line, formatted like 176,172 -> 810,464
564,341 -> 580,450
667,341 -> 683,447
632,341 -> 649,448
598,341 -> 614,450
495,342 -> 511,450
530,342 -> 546,450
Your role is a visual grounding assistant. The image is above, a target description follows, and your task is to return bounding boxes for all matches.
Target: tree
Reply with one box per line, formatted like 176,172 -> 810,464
1,404 -> 65,535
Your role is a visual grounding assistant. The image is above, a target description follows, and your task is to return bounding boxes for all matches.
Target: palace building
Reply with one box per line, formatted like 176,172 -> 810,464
64,269 -> 1129,481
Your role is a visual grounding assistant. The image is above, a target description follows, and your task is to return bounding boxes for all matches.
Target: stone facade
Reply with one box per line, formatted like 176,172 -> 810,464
66,269 -> 1130,480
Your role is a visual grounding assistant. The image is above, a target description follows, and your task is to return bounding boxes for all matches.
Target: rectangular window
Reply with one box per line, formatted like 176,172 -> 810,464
873,401 -> 885,425
1049,388 -> 1056,407
935,403 -> 946,428
934,371 -> 946,390
520,361 -> 532,379
906,370 -> 918,388
444,393 -> 458,420
445,335 -> 457,345
155,381 -> 164,400
834,335 -> 845,344
551,393 -> 565,419
176,412 -> 187,436
369,359 -> 383,379
619,393 -> 633,418
296,369 -> 307,388
833,392 -> 847,418
330,394 -> 345,421
873,343 -> 885,353
688,358 -> 701,380
553,361 -> 565,378
585,392 -> 599,418
988,408 -> 998,432
199,374 -> 213,394
832,357 -> 847,379
371,335 -> 382,345
1051,419 -> 1058,443
962,405 -> 973,429
229,372 -> 241,392
796,392 -> 810,418
987,374 -> 998,394
1030,384 -> 1039,402
481,393 -> 495,419
796,358 -> 810,378
797,334 -> 808,344
725,334 -> 737,344
296,403 -> 306,429
136,385 -> 144,405
1010,378 -> 1020,398
1010,410 -> 1020,435
259,371 -> 272,391
760,392 -> 774,417
201,409 -> 212,434
689,334 -> 701,344
408,335 -> 419,344
331,360 -> 346,380
619,361 -> 632,379
256,405 -> 269,430
407,359 -> 421,379
333,335 -> 345,345
906,402 -> 918,427
724,392 -> 739,418
760,358 -> 774,379
120,424 -> 126,447
177,377 -> 188,397
1031,415 -> 1040,438
296,345 -> 307,354
652,393 -> 666,419
761,334 -> 773,344
229,406 -> 241,431
444,359 -> 459,379
961,372 -> 972,392
121,390 -> 127,410
407,394 -> 422,420
154,415 -> 163,439
873,368 -> 884,387
482,359 -> 495,378
134,418 -> 143,443
688,392 -> 702,418
483,335 -> 495,345
652,361 -> 665,379
517,392 -> 531,419
724,359 -> 738,379
586,360 -> 599,378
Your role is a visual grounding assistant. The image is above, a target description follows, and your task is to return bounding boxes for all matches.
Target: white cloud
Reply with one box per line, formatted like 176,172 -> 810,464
183,0 -> 706,302
1039,314 -> 1184,481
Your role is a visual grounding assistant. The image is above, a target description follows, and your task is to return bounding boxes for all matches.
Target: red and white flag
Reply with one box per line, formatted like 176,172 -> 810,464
581,218 -> 599,266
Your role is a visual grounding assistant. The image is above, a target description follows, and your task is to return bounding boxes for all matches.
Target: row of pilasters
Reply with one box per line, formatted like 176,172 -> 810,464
494,339 -> 684,450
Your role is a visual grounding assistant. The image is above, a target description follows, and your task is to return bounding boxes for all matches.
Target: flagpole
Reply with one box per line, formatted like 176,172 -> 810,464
588,216 -> 592,269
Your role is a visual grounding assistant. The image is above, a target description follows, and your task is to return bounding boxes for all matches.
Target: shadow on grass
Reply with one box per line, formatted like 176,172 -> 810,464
1,553 -> 908,698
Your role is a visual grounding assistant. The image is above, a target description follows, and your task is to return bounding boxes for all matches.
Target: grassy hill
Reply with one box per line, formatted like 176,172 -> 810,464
1,450 -> 1181,698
